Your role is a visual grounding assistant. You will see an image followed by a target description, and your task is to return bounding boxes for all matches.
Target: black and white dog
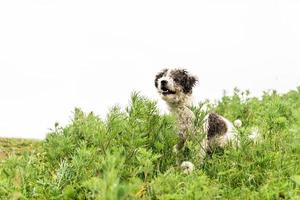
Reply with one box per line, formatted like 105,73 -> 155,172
155,68 -> 240,170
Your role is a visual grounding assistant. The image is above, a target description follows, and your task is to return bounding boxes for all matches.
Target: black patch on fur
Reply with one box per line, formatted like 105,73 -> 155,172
171,69 -> 197,94
154,69 -> 168,88
207,113 -> 228,139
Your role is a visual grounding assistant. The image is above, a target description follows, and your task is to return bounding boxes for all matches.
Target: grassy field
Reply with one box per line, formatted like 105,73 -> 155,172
0,138 -> 41,160
0,88 -> 300,199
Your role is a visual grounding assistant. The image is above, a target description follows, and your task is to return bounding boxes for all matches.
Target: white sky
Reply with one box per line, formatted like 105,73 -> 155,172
0,0 -> 299,139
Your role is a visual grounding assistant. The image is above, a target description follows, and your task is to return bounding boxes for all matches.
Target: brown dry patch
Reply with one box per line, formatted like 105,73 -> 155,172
0,138 -> 41,160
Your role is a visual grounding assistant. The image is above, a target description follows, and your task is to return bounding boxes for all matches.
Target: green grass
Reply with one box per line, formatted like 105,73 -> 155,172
0,88 -> 300,199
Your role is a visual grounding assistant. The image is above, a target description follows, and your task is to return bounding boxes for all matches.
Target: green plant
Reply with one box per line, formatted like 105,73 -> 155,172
0,88 -> 300,199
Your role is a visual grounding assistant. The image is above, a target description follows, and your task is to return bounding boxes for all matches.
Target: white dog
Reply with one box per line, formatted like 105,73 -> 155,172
155,68 -> 240,163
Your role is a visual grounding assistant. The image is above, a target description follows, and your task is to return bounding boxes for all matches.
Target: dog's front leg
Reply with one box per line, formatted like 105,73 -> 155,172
175,130 -> 187,151
173,130 -> 188,166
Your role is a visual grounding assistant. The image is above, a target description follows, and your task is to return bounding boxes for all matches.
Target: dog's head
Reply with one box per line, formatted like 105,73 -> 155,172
155,68 -> 198,104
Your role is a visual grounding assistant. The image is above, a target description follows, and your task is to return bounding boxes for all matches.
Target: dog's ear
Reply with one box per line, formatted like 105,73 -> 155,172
172,69 -> 198,93
155,69 -> 167,88
182,73 -> 198,94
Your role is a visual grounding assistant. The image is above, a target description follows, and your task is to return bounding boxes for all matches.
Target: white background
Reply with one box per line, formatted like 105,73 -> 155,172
0,0 -> 299,139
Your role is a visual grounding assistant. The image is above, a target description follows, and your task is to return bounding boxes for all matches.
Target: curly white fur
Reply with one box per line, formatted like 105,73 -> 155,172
180,161 -> 195,174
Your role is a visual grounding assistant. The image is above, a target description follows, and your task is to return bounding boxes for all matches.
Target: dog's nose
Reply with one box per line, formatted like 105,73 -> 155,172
161,80 -> 168,86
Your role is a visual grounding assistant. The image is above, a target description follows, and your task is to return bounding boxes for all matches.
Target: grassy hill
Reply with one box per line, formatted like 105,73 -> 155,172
0,88 -> 300,199
0,138 -> 41,160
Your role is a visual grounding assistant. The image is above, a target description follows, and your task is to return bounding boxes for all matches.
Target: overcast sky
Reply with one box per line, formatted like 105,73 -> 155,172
0,0 -> 299,139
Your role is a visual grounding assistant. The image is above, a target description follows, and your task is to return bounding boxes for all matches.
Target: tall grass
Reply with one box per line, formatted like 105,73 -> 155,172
0,88 -> 300,199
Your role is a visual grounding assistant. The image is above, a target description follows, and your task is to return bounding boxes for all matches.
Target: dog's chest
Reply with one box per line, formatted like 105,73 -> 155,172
173,107 -> 195,131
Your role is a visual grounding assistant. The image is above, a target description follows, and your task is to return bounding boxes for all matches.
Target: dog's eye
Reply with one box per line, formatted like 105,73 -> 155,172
174,78 -> 180,82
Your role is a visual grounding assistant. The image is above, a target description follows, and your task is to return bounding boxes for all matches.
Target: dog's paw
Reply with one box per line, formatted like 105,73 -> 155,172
180,161 -> 194,174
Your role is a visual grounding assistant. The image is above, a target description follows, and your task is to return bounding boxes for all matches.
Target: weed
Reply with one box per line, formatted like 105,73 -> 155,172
0,89 -> 300,199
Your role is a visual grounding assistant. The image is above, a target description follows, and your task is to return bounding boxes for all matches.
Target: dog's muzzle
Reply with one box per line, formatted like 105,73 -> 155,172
160,80 -> 176,95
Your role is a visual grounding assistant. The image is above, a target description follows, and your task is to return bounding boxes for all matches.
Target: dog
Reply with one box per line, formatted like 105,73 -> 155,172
155,68 -> 240,163
155,68 -> 198,152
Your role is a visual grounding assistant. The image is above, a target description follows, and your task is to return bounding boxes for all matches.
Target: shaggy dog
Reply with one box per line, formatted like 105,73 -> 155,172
155,68 -> 240,164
